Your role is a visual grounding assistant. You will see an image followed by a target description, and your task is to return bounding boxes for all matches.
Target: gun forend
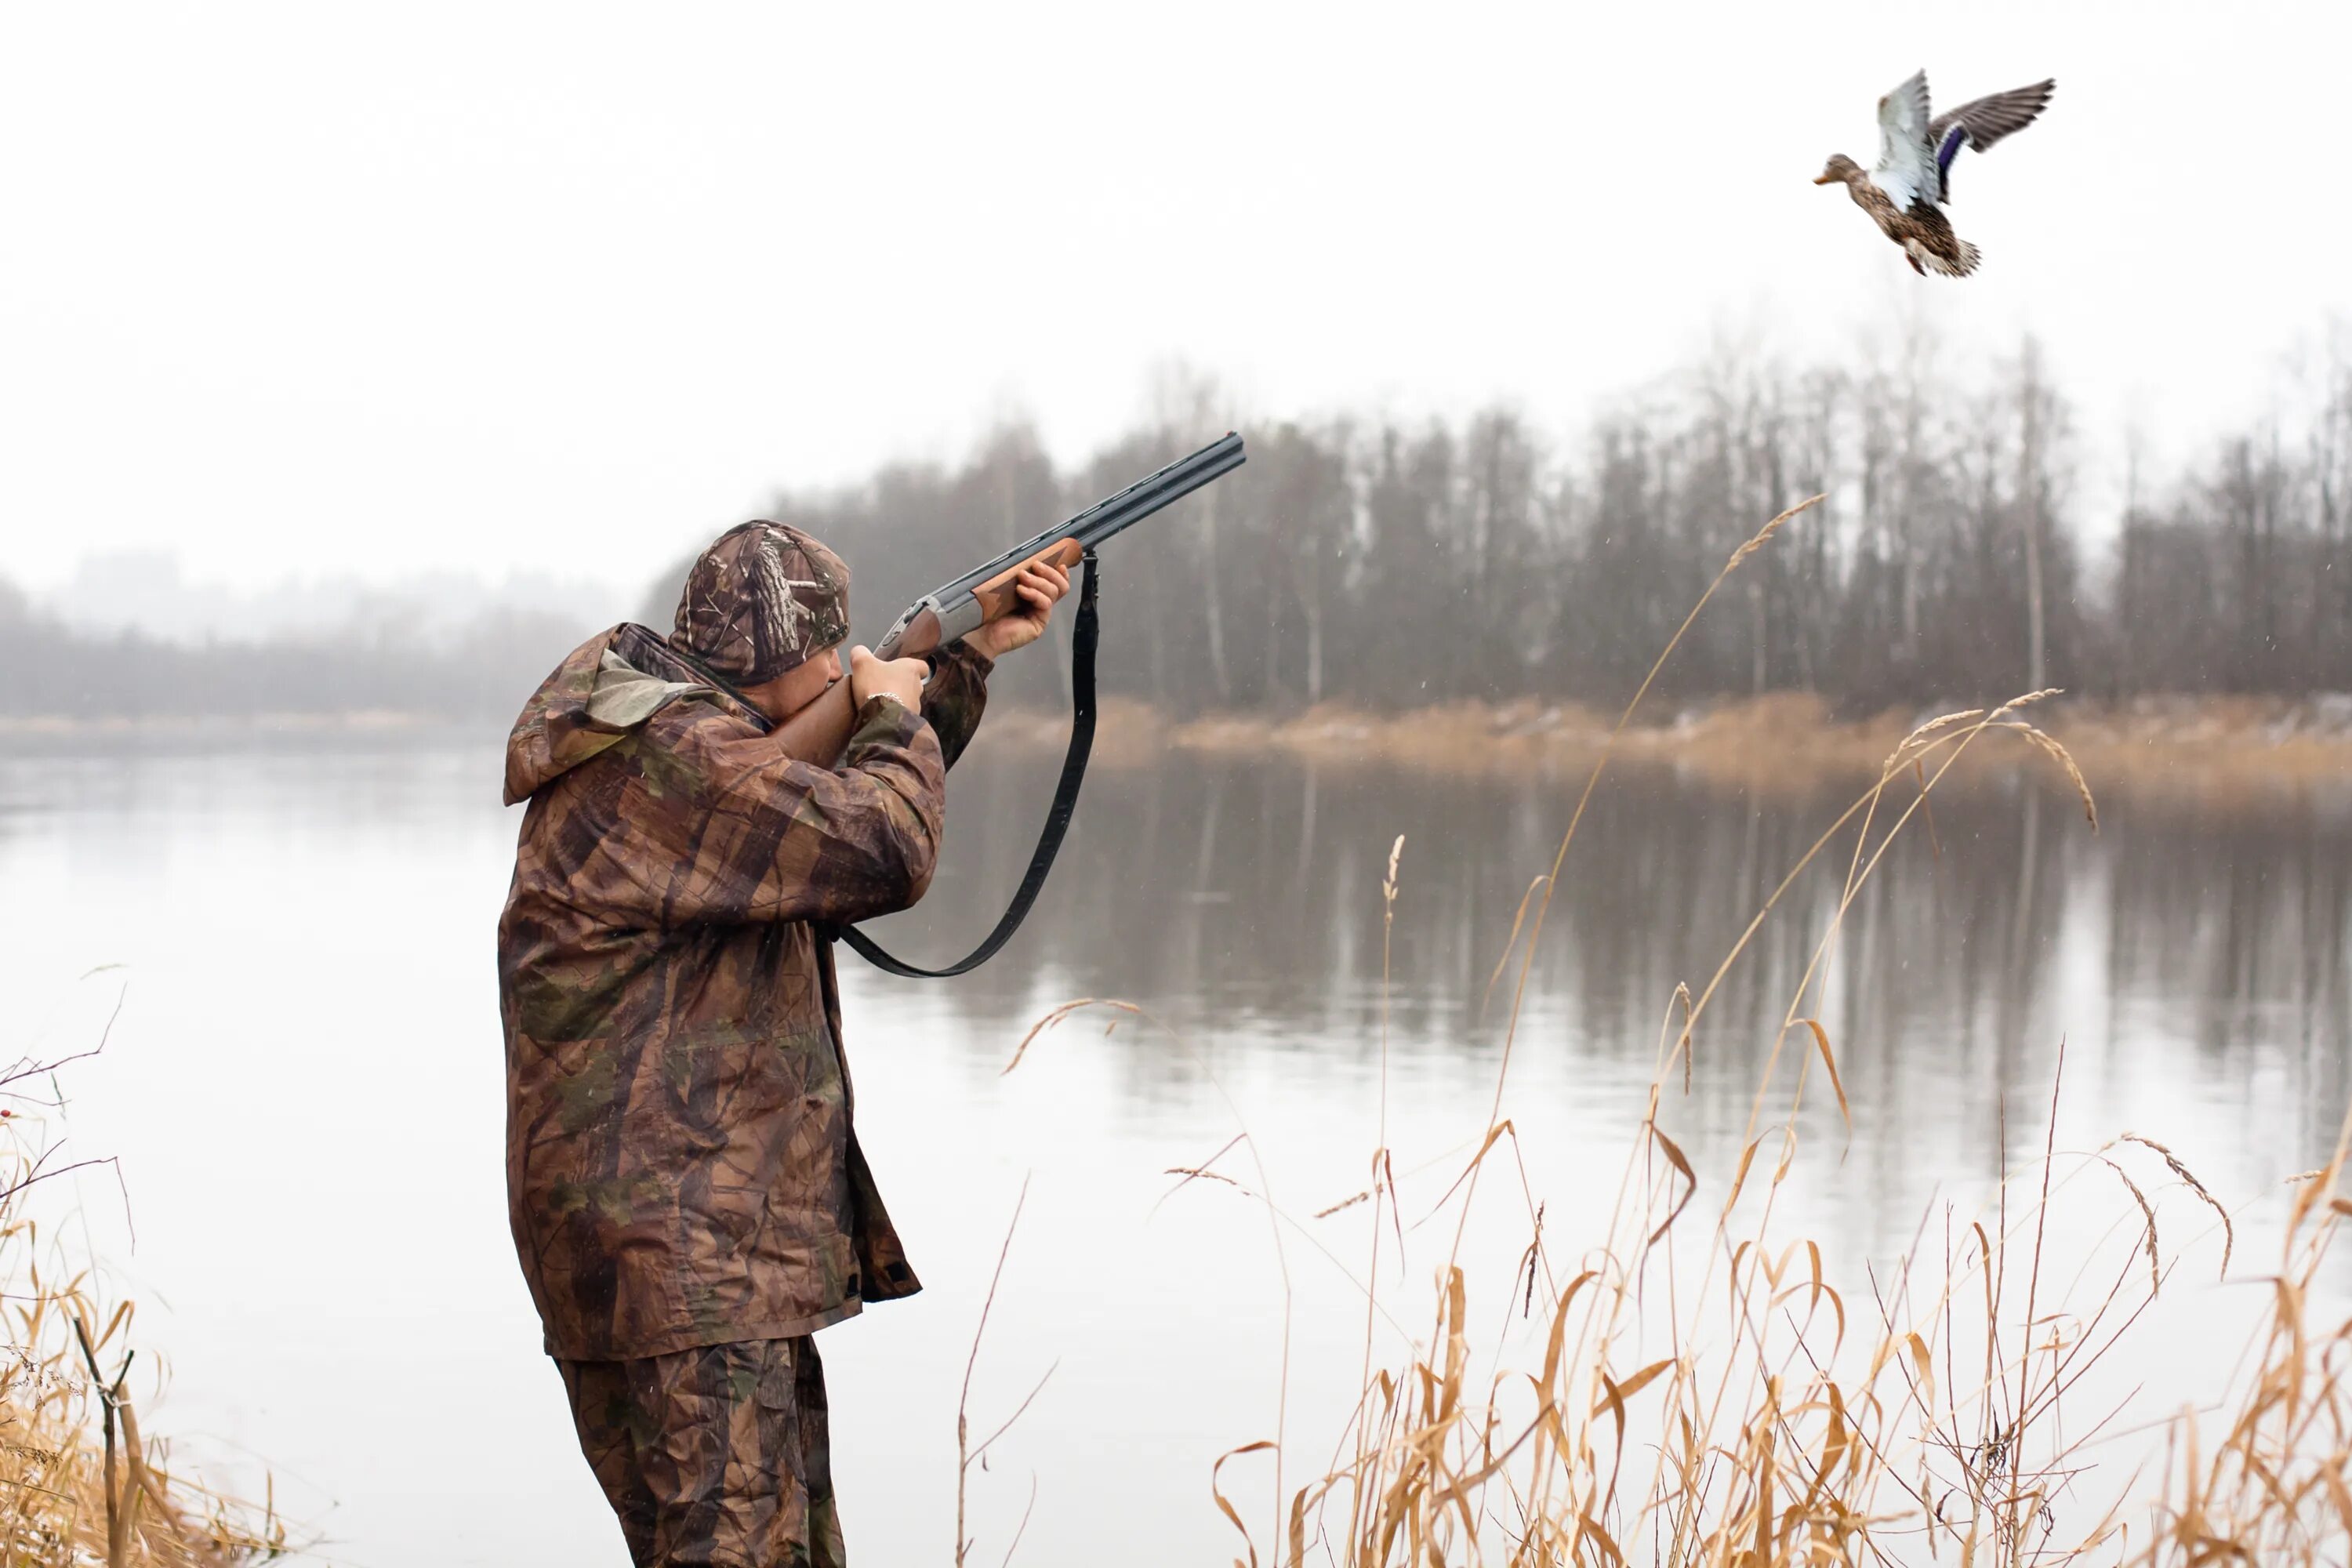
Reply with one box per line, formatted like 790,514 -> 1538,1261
874,535 -> 1087,663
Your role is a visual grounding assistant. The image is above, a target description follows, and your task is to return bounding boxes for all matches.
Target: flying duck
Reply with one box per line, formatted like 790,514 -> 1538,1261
1816,71 -> 2054,277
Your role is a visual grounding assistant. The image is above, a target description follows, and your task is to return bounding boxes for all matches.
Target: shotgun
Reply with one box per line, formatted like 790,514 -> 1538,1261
772,431 -> 1247,765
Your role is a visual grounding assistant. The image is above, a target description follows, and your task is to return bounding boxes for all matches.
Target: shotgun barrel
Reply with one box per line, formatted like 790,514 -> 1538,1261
767,431 -> 1247,765
873,431 -> 1245,660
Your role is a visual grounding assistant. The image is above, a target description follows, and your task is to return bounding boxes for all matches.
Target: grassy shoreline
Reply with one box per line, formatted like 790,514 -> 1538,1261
976,690 -> 2352,803
6,691 -> 2348,804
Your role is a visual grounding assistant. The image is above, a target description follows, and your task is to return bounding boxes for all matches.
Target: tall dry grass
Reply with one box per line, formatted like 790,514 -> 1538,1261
0,1027 -> 289,1566
996,494 -> 2348,1566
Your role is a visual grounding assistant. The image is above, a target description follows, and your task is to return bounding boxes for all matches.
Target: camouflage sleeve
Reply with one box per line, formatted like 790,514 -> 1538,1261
622,697 -> 950,928
922,643 -> 993,771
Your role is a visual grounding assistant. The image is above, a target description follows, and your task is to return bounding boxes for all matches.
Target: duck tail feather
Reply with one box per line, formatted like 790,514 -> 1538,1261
1908,236 -> 1982,278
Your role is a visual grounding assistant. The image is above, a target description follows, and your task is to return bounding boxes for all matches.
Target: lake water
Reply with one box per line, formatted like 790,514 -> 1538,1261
1,729 -> 2346,1565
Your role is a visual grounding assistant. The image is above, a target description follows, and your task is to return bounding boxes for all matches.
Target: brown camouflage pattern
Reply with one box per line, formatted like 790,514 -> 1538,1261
557,1334 -> 844,1567
672,521 -> 854,684
499,619 -> 990,1361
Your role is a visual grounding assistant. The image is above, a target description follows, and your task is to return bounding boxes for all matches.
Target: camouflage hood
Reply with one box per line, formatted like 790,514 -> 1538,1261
503,624 -> 737,808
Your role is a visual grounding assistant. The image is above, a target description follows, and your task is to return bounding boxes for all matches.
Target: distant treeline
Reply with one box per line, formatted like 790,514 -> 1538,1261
644,328 -> 2352,716
0,581 -> 585,724
9,328 -> 2348,724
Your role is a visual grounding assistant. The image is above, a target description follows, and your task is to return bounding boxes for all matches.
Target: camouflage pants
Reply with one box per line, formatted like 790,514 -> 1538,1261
556,1335 -> 846,1568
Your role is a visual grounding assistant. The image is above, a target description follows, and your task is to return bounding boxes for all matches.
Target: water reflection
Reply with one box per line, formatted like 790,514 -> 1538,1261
2,736 -> 2346,1567
873,742 -> 2352,1196
5,734 -> 2341,1190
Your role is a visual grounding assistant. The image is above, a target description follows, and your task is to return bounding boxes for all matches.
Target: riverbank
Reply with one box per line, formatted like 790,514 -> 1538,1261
9,693 -> 2349,805
979,690 -> 2352,804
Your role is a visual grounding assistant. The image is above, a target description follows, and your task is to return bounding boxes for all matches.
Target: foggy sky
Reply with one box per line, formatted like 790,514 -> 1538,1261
5,0 -> 2347,597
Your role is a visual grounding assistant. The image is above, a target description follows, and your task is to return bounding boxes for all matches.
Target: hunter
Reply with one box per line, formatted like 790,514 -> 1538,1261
496,519 -> 1067,1566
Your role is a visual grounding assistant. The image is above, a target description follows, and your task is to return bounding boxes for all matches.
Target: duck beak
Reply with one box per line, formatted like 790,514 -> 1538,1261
1813,172 -> 1836,185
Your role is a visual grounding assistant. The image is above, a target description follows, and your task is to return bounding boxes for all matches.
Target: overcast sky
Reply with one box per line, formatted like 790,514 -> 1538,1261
5,1 -> 2347,597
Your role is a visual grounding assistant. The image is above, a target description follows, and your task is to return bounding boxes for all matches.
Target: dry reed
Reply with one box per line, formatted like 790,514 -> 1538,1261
1,1038 -> 289,1566
994,496 -> 2347,1566
1230,507 -> 2344,1566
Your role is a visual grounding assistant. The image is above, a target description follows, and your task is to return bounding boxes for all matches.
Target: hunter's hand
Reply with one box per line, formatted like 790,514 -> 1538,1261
965,561 -> 1071,660
847,645 -> 927,713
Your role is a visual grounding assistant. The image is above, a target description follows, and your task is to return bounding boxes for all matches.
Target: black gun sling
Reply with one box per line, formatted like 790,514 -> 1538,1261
827,549 -> 1100,979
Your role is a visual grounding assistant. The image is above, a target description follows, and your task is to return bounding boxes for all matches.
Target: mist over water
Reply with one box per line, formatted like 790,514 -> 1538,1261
2,731 -> 2343,1565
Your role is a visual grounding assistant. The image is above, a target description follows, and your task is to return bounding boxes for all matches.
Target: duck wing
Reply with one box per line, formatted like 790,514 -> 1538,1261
1928,79 -> 2055,199
1929,81 -> 2055,154
1872,71 -> 1936,211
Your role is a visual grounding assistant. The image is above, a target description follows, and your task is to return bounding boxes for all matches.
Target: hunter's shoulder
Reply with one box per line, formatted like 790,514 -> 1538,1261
641,689 -> 764,748
623,698 -> 786,796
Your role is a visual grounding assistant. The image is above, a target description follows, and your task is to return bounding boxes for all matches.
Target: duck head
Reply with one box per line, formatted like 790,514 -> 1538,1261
1813,154 -> 1864,187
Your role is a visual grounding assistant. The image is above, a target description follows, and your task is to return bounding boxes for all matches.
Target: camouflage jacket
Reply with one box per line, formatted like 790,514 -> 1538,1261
497,622 -> 990,1361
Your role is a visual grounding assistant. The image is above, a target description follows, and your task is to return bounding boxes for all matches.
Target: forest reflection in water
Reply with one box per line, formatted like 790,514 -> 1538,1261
865,737 -> 2352,1222
2,735 -> 2347,1566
